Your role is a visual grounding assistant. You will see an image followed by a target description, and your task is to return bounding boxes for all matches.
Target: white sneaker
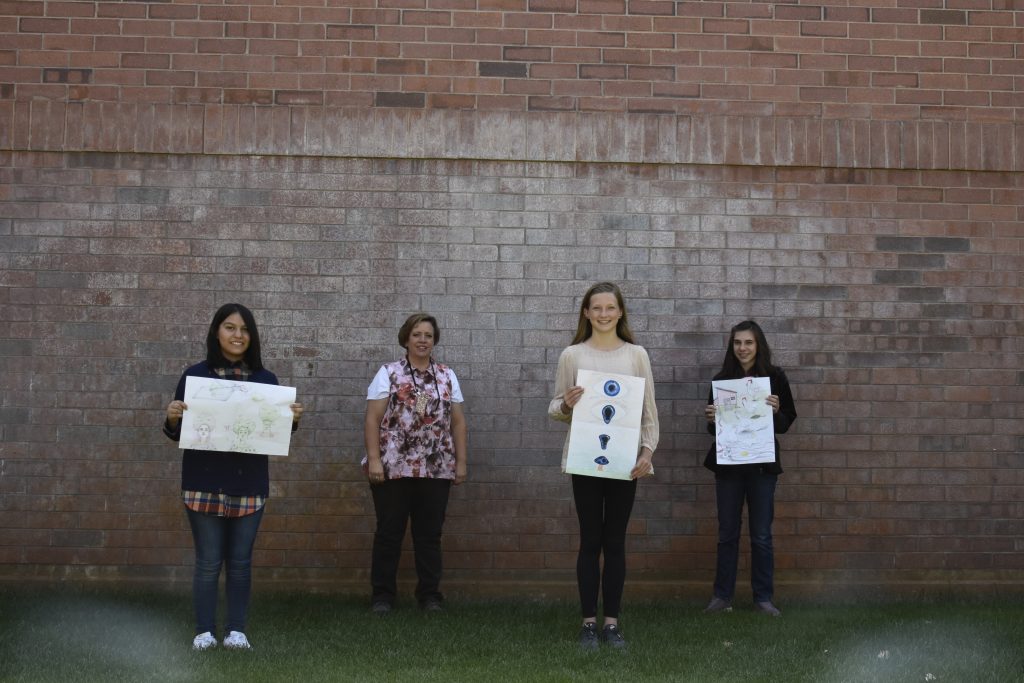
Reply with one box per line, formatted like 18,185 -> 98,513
222,631 -> 252,650
192,631 -> 217,651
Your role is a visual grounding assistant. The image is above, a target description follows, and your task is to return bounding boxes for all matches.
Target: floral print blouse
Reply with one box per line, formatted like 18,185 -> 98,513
363,357 -> 464,480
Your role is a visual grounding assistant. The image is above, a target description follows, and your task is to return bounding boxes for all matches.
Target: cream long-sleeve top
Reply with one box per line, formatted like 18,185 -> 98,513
547,341 -> 660,472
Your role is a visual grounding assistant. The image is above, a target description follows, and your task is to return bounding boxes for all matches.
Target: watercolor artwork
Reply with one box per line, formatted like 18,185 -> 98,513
713,376 -> 775,465
180,376 -> 297,457
565,370 -> 646,481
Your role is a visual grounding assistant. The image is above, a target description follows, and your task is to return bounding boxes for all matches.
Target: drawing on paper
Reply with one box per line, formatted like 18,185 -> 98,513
187,413 -> 217,449
565,369 -> 647,481
713,376 -> 775,465
191,381 -> 250,402
229,417 -> 258,453
180,376 -> 297,457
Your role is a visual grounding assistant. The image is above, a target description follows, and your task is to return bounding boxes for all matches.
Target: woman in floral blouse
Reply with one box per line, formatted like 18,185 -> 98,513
363,313 -> 468,613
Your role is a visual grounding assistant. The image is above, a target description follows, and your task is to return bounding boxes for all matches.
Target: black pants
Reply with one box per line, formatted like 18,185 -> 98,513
572,474 -> 637,620
370,477 -> 452,605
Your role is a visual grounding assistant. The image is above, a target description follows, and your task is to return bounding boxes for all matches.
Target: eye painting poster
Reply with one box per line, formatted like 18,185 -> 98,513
712,376 -> 775,465
565,370 -> 646,481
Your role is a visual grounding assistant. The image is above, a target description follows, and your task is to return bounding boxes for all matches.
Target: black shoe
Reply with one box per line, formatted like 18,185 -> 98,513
601,624 -> 627,649
371,600 -> 392,616
755,600 -> 781,617
420,597 -> 444,612
578,622 -> 599,651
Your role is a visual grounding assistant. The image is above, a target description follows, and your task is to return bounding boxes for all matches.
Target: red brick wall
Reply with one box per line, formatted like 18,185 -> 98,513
1,1 -> 1022,595
2,1 -> 1023,170
2,0 -> 1022,117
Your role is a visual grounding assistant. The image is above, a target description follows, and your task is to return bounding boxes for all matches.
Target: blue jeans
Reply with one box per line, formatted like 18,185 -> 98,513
185,506 -> 264,636
713,471 -> 777,603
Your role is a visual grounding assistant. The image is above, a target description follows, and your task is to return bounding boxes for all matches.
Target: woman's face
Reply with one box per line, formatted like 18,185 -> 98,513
406,321 -> 435,363
732,329 -> 758,371
218,312 -> 251,363
584,292 -> 622,336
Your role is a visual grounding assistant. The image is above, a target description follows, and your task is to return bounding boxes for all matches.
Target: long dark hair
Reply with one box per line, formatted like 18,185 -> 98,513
205,303 -> 263,371
719,320 -> 774,378
571,282 -> 635,345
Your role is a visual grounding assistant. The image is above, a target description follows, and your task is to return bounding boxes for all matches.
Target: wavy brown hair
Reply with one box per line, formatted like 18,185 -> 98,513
398,313 -> 440,348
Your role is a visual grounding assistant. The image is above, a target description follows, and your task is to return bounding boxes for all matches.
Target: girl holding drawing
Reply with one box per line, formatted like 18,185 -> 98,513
549,282 -> 659,650
164,303 -> 303,651
703,320 -> 796,617
363,313 -> 468,614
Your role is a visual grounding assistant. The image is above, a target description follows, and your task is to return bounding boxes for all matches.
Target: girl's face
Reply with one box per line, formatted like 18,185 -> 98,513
218,312 -> 251,363
732,330 -> 758,371
584,292 -> 622,336
406,321 -> 435,363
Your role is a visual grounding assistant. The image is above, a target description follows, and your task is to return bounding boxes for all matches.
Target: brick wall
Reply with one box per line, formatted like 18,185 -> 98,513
1,1 -> 1022,595
2,0 -> 1022,117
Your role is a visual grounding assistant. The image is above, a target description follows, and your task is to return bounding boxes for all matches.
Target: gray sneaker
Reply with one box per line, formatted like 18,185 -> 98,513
755,600 -> 781,617
703,597 -> 733,613
601,624 -> 627,649
371,600 -> 392,616
577,622 -> 599,651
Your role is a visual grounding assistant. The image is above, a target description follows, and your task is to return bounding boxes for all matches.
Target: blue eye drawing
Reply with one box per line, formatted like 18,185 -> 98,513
601,405 -> 615,424
603,380 -> 620,397
598,434 -> 610,450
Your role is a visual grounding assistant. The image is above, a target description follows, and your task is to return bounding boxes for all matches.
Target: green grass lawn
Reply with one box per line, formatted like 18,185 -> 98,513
1,587 -> 1022,682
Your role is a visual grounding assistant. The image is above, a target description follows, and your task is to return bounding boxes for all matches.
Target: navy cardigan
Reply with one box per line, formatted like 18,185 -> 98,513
163,360 -> 289,497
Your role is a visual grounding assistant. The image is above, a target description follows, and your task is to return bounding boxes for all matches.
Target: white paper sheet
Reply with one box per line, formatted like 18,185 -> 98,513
713,376 -> 775,465
180,376 -> 297,457
565,370 -> 646,480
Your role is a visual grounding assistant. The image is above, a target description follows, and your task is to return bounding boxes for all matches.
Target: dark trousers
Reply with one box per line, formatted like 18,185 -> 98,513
713,471 -> 778,603
185,506 -> 264,636
571,474 -> 637,620
370,477 -> 452,605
